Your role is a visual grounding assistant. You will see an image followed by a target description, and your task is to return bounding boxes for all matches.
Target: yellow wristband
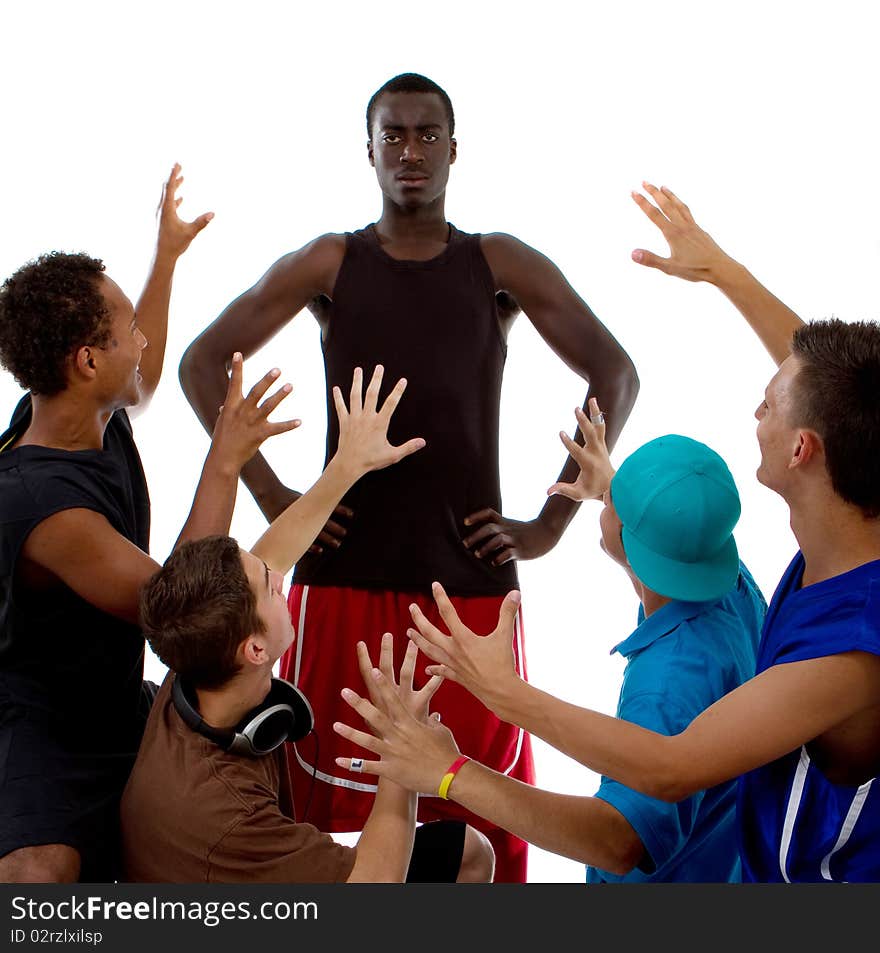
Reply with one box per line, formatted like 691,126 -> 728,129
437,756 -> 470,800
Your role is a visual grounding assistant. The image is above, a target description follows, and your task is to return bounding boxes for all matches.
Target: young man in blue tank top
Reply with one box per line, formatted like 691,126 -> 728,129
178,73 -> 640,881
359,185 -> 880,882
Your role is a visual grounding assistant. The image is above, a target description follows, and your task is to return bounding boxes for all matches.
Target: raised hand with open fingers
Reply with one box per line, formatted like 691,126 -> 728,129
333,657 -> 460,794
630,182 -> 733,282
209,352 -> 301,472
155,162 -> 214,260
332,364 -> 426,480
355,634 -> 443,725
547,398 -> 616,502
406,581 -> 522,714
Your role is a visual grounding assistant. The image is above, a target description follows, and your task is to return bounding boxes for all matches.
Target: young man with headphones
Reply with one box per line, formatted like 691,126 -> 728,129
121,366 -> 494,882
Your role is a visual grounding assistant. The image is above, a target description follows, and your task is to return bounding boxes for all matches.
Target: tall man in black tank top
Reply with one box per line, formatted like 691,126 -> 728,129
179,74 -> 640,881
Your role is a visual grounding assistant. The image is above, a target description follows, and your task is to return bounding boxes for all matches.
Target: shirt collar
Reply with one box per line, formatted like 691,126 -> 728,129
610,596 -> 720,658
0,394 -> 32,454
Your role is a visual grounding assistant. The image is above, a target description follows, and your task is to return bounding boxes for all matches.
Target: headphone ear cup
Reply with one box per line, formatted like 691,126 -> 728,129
239,704 -> 297,753
172,674 -> 314,757
271,678 -> 314,743
232,679 -> 314,755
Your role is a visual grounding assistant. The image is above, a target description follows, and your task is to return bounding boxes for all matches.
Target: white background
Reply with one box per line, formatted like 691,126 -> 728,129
2,1 -> 878,882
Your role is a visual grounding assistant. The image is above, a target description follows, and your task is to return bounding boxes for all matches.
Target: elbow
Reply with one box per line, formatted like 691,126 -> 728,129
600,836 -> 648,877
584,343 -> 640,417
652,781 -> 690,804
587,804 -> 650,876
177,337 -> 205,398
178,333 -> 227,401
633,739 -> 696,804
646,768 -> 695,804
626,354 -> 640,397
614,350 -> 640,412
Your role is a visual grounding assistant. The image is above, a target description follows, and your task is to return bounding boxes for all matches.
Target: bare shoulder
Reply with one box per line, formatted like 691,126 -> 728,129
480,231 -> 550,264
301,231 -> 347,262
480,232 -> 556,291
480,231 -> 532,258
270,232 -> 346,280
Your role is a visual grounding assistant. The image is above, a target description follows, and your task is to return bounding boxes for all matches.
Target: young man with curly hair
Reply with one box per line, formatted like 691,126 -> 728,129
0,167 -> 299,882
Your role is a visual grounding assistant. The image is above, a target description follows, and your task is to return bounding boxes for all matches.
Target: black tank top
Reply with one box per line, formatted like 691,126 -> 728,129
293,223 -> 518,596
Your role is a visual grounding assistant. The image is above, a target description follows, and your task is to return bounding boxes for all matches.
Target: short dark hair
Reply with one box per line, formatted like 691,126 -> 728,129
140,536 -> 266,690
366,72 -> 455,139
790,318 -> 880,517
0,252 -> 110,396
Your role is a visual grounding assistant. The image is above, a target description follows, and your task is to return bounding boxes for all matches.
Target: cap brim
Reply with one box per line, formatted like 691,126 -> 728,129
621,529 -> 740,603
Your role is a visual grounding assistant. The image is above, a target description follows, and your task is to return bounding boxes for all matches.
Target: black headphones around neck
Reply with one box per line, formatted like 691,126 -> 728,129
171,674 -> 314,757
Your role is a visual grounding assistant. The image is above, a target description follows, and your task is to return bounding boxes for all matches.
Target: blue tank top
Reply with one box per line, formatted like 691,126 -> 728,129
738,552 -> 880,881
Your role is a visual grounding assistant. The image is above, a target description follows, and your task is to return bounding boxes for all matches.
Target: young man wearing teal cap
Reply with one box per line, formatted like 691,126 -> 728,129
329,407 -> 766,882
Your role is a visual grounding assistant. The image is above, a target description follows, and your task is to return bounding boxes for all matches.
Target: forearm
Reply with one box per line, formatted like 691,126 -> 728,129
536,486 -> 580,538
241,452 -> 297,522
251,457 -> 356,574
447,761 -> 644,874
133,249 -> 179,400
347,779 -> 417,882
710,258 -> 804,367
490,679 -> 689,802
172,448 -> 240,549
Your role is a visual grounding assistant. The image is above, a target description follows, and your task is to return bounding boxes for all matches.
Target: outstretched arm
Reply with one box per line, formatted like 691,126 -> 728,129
174,353 -> 300,547
334,646 -> 646,875
131,163 -> 213,413
251,365 -> 425,574
21,356 -> 298,624
464,233 -> 639,566
178,234 -> 345,533
407,586 -> 880,802
631,183 -> 804,367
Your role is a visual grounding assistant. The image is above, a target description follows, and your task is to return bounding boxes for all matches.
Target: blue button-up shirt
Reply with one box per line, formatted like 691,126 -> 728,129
586,563 -> 766,883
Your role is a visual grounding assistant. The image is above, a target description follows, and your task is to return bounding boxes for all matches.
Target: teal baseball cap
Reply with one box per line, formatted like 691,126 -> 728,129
610,434 -> 741,602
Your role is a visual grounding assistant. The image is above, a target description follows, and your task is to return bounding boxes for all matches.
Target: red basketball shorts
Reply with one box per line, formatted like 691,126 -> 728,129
279,583 -> 535,882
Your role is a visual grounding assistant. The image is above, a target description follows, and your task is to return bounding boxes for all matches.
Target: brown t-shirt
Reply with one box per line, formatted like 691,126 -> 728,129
120,676 -> 355,882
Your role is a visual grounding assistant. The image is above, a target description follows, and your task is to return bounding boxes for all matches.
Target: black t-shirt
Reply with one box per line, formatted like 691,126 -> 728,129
0,395 -> 151,751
